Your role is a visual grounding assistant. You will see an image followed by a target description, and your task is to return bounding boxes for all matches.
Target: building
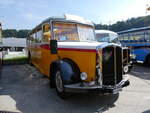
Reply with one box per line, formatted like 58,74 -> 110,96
2,38 -> 26,51
118,26 -> 150,35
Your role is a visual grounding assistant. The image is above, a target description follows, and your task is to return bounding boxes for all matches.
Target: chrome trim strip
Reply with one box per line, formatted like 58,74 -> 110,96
64,74 -> 129,90
50,20 -> 54,40
97,68 -> 103,86
97,48 -> 103,85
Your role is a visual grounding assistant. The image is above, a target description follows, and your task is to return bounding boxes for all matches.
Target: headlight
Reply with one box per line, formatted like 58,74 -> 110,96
123,65 -> 129,73
130,54 -> 136,59
80,72 -> 87,80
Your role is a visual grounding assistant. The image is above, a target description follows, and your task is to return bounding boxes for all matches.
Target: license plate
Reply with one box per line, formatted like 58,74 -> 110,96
113,87 -> 122,94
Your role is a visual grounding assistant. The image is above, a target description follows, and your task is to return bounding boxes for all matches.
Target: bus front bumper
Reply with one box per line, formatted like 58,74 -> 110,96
64,77 -> 130,94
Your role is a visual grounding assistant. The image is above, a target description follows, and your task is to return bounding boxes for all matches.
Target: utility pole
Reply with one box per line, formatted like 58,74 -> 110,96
144,1 -> 150,27
146,0 -> 150,15
0,23 -> 2,44
146,6 -> 150,14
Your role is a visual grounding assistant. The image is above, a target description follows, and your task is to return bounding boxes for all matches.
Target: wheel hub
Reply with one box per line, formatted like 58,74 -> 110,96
55,71 -> 63,92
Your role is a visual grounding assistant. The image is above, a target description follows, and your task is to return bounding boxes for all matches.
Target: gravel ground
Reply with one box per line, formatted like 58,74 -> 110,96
0,64 -> 150,113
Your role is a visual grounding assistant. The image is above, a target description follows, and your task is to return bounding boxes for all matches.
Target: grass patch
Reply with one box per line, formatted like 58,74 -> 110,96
4,56 -> 28,61
3,56 -> 28,64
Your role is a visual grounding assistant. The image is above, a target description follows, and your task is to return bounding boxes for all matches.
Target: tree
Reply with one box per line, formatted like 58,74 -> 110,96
17,30 -> 30,38
95,15 -> 150,32
2,29 -> 30,38
2,29 -> 17,38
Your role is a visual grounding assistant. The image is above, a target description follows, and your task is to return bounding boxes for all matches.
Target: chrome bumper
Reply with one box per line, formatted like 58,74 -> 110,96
64,75 -> 130,94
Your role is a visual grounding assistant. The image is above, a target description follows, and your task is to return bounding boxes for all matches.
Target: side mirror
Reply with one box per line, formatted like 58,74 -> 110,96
50,40 -> 58,54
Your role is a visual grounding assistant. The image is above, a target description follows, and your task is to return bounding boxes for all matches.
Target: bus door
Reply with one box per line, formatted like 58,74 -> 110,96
35,28 -> 42,68
41,24 -> 52,75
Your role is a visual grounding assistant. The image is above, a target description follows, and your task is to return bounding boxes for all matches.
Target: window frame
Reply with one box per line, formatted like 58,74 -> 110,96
42,23 -> 52,43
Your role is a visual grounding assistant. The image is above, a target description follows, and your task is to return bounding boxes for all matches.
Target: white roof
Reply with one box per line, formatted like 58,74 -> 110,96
57,41 -> 121,50
2,38 -> 26,47
33,14 -> 94,32
95,30 -> 118,35
65,14 -> 93,26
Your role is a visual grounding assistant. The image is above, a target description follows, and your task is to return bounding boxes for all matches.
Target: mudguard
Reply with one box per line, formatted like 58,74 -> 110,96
51,59 -> 81,85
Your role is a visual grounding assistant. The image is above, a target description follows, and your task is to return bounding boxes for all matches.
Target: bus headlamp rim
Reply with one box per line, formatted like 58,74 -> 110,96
130,54 -> 136,59
80,72 -> 88,80
123,65 -> 129,73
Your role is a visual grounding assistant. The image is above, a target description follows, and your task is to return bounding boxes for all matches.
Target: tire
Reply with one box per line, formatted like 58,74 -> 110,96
144,55 -> 150,67
55,69 -> 67,99
147,56 -> 150,66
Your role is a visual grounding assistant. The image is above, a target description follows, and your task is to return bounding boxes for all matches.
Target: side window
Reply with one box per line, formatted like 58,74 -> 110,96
145,31 -> 150,42
36,28 -> 42,43
118,35 -> 124,42
43,24 -> 51,42
129,33 -> 135,42
32,32 -> 36,43
133,32 -> 145,42
123,34 -> 129,43
148,31 -> 150,42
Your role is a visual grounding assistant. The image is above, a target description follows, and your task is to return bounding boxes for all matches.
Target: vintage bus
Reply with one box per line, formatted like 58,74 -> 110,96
117,26 -> 150,65
27,14 -> 130,98
95,30 -> 133,73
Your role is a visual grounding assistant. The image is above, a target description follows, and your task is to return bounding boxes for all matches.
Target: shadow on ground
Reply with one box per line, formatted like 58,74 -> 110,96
0,65 -> 119,113
130,63 -> 150,80
142,109 -> 150,113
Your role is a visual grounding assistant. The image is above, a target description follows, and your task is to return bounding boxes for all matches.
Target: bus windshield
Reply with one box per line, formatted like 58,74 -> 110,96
96,33 -> 110,42
53,22 -> 95,42
95,30 -> 118,43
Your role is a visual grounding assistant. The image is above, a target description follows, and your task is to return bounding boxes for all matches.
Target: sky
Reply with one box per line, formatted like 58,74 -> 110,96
0,0 -> 149,29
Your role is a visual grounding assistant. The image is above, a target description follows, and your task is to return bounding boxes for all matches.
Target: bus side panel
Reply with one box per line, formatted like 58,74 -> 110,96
132,48 -> 150,62
39,46 -> 96,82
58,50 -> 96,82
29,45 -> 37,66
40,48 -> 58,77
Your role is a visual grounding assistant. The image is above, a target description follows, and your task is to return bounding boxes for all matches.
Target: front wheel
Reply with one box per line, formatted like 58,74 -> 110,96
147,56 -> 150,66
55,69 -> 67,99
144,55 -> 150,66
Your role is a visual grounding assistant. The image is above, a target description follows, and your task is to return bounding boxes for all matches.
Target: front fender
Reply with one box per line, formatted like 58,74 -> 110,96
59,60 -> 81,85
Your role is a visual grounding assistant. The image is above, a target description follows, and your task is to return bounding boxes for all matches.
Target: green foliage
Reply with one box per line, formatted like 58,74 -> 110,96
17,30 -> 30,38
95,24 -> 109,30
95,15 -> 150,32
2,29 -> 17,37
2,29 -> 30,38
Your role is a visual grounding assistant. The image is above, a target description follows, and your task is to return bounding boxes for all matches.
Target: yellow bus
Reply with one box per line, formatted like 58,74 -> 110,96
27,14 -> 130,98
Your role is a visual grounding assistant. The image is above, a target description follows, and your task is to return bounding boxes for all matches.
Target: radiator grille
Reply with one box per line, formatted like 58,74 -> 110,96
102,46 -> 123,85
